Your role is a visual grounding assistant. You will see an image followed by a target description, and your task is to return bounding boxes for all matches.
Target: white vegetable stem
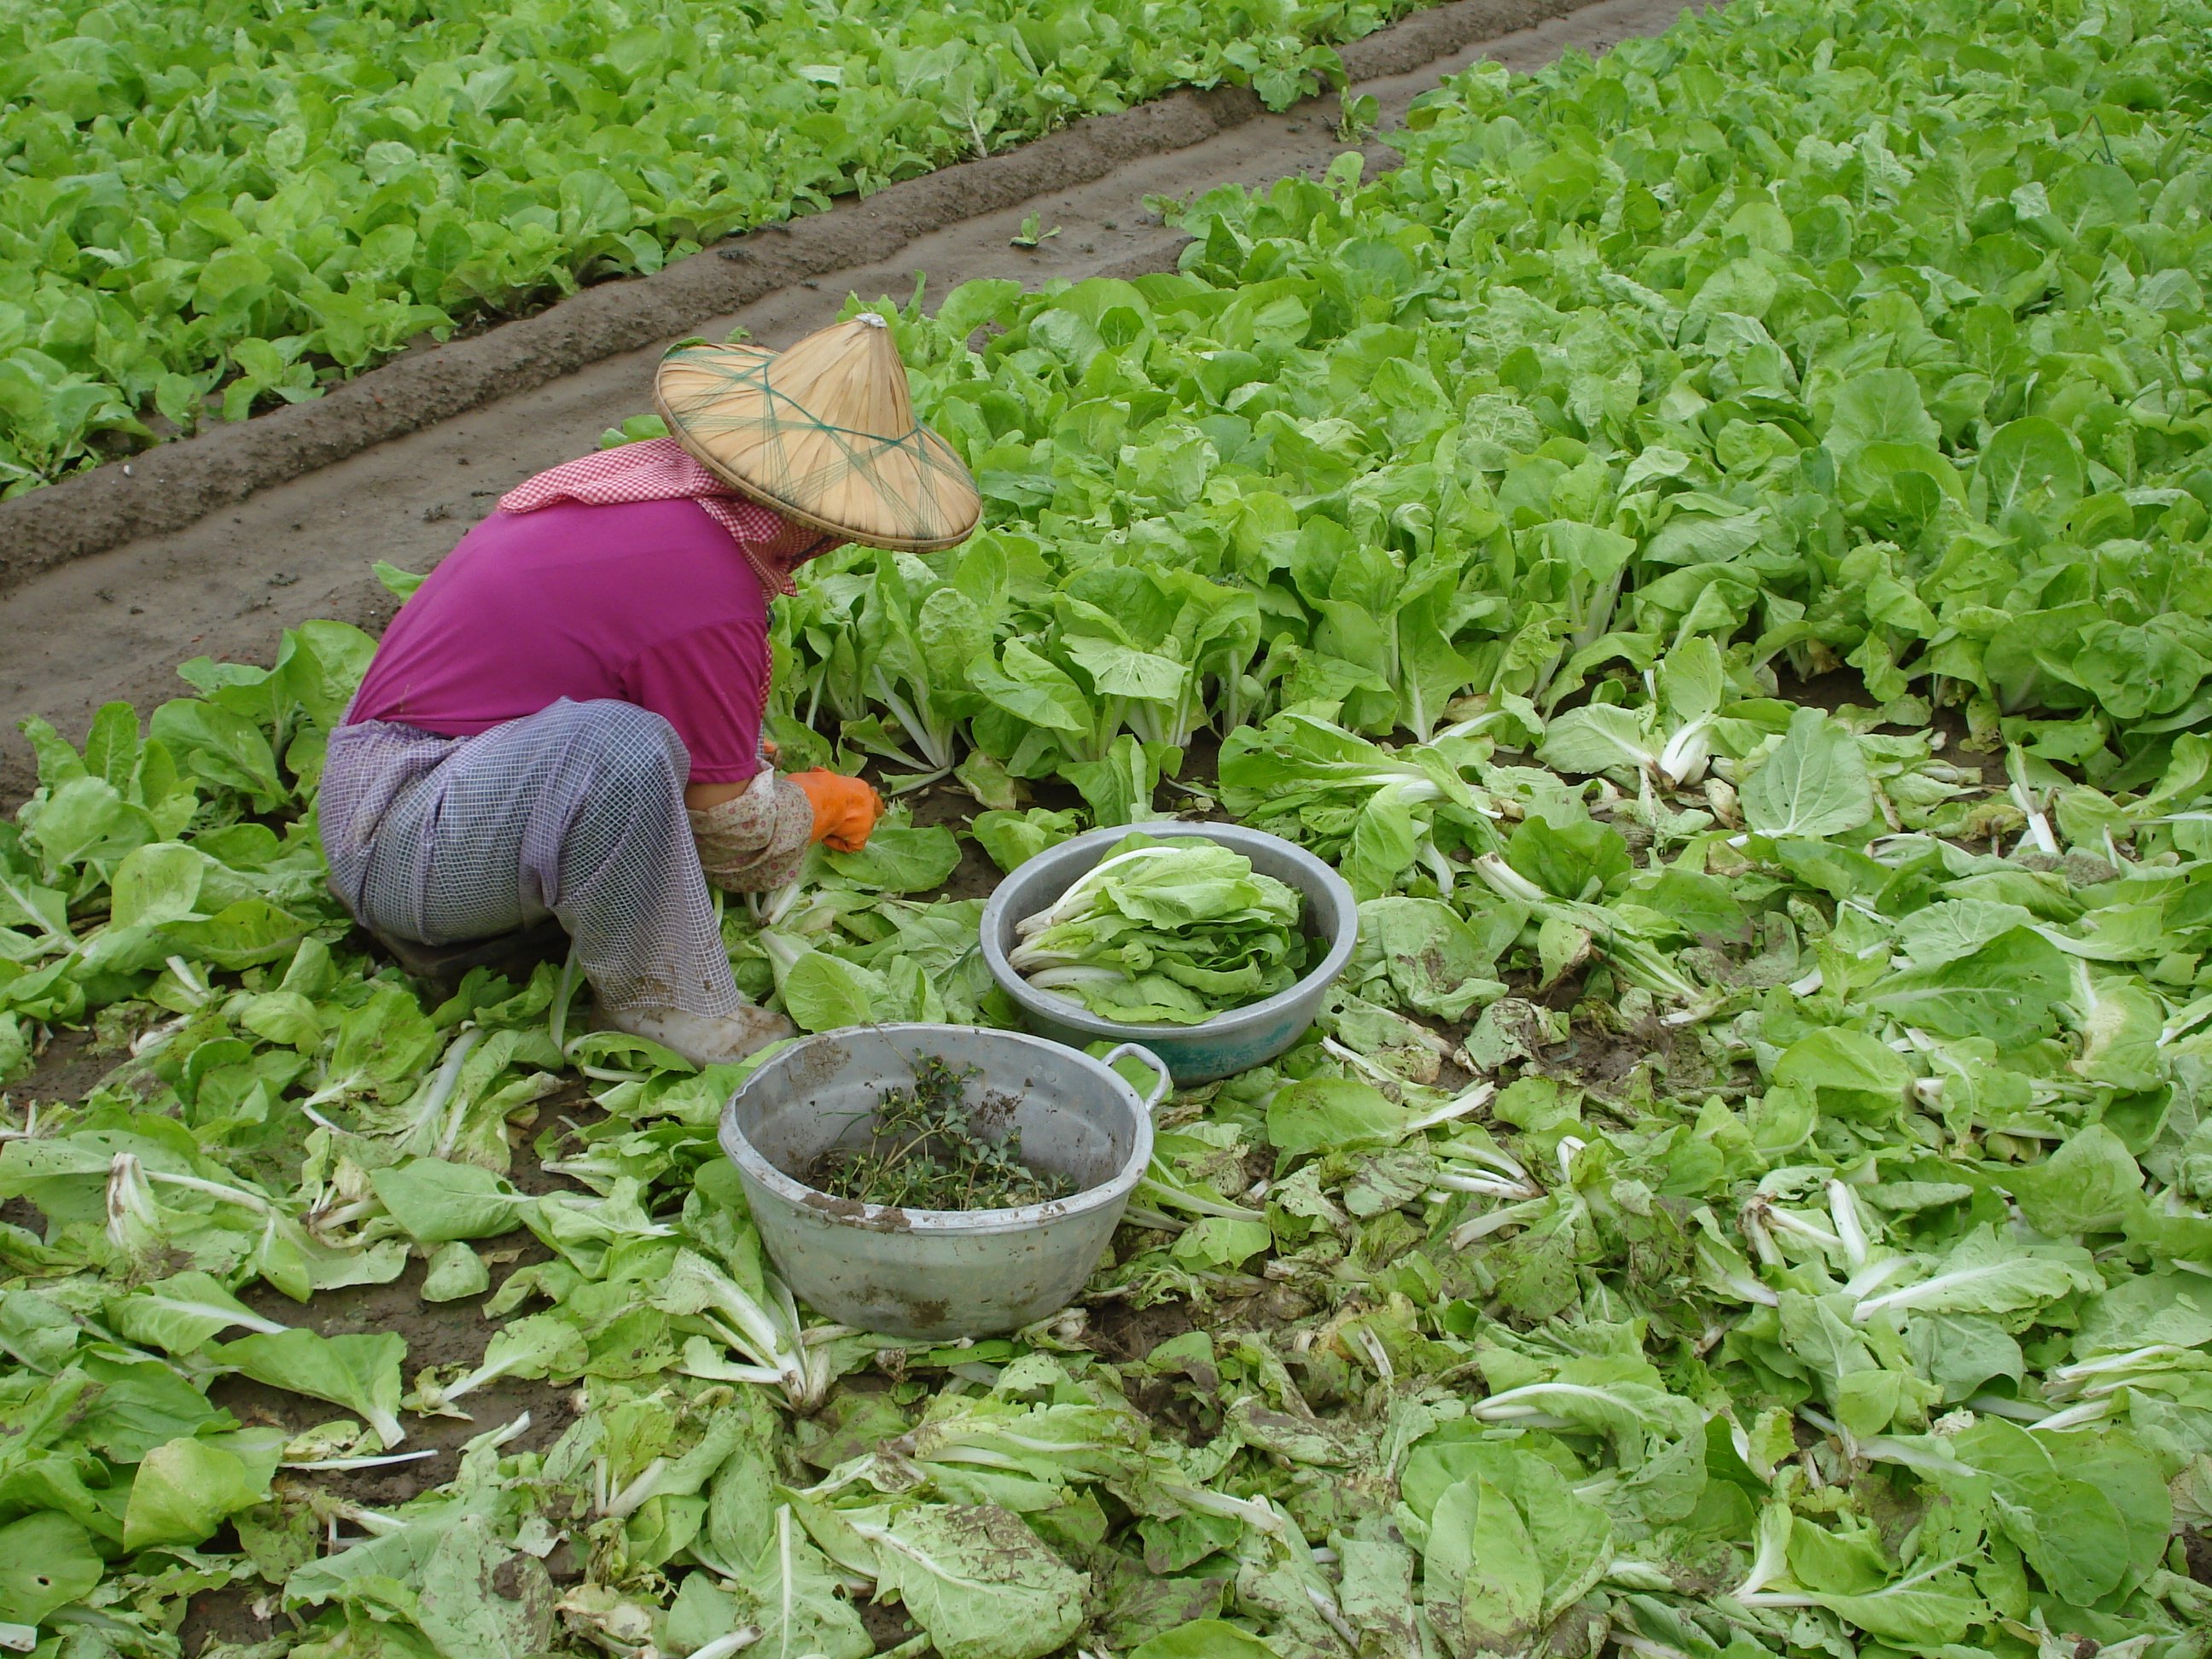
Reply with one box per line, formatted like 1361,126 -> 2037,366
1016,846 -> 1182,936
140,1165 -> 276,1212
1020,964 -> 1127,988
1140,1155 -> 1265,1221
1403,1080 -> 1497,1133
1432,1169 -> 1538,1200
660,1249 -> 825,1411
282,1448 -> 437,1472
684,1628 -> 762,1659
685,1627 -> 765,1659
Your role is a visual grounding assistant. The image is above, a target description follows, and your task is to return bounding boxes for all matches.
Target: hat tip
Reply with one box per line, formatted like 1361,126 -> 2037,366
855,312 -> 888,329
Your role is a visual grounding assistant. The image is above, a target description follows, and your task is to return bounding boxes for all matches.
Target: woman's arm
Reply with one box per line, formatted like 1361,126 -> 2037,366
686,761 -> 883,889
690,770 -> 814,891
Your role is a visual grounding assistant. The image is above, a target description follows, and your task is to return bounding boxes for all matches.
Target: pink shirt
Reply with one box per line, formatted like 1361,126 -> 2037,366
350,497 -> 771,784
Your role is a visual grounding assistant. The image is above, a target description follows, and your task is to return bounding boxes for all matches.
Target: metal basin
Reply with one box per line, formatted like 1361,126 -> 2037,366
719,1024 -> 1167,1340
980,822 -> 1358,1084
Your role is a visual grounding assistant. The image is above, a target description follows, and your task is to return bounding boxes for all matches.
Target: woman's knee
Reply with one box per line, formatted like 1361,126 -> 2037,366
557,702 -> 690,828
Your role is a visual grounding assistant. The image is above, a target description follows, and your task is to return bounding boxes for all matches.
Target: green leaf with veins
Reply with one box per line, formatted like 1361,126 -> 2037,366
107,1271 -> 290,1353
852,1504 -> 1086,1659
370,1158 -> 538,1243
1945,1418 -> 2134,1607
1740,707 -> 1871,840
123,1434 -> 276,1550
1130,1622 -> 1278,1658
818,822 -> 962,892
2006,1123 -> 2139,1237
1772,1027 -> 1910,1120
1856,1227 -> 2099,1322
1866,927 -> 2074,1045
218,1329 -> 408,1448
1266,1076 -> 1403,1164
421,1242 -> 491,1301
1348,896 -> 1509,1019
1425,1476 -> 1543,1656
0,1512 -> 103,1626
970,807 -> 1083,873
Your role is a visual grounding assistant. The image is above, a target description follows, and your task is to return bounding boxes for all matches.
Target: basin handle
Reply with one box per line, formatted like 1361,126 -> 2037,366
1099,1043 -> 1173,1112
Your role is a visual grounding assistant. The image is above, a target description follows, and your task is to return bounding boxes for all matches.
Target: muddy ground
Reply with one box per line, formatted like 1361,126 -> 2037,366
0,0 -> 1693,812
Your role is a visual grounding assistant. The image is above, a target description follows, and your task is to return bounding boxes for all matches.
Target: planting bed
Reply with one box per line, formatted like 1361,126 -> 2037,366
0,0 -> 1575,500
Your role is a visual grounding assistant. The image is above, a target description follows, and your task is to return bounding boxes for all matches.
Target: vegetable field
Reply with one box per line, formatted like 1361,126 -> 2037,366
9,0 -> 2212,1656
0,0 -> 1417,497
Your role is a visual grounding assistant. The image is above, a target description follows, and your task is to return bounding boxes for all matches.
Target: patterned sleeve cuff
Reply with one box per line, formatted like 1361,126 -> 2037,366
689,770 -> 814,892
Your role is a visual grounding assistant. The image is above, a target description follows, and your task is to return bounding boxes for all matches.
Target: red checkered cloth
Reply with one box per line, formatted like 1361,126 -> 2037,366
498,438 -> 830,596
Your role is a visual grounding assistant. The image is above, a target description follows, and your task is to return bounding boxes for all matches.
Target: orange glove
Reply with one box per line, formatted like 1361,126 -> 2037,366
789,770 -> 882,853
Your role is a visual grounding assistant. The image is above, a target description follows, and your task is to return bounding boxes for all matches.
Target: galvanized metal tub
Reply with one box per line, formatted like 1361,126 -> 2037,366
979,822 -> 1359,1085
719,1024 -> 1167,1341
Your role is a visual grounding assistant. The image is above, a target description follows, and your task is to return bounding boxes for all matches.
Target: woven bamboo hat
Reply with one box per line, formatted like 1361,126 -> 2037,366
653,314 -> 981,553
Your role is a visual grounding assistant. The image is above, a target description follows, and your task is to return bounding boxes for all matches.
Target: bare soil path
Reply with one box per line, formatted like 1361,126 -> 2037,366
0,0 -> 1691,808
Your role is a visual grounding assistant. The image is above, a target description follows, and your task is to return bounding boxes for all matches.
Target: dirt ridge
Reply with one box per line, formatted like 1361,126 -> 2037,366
0,0 -> 1592,591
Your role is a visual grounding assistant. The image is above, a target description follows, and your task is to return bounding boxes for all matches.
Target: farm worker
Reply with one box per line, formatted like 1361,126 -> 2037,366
319,313 -> 982,1064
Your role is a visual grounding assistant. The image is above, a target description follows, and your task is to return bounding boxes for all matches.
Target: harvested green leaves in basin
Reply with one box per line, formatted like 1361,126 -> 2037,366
1008,834 -> 1313,1024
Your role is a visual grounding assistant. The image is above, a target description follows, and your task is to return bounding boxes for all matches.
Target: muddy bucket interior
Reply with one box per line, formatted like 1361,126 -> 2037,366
719,1025 -> 1166,1340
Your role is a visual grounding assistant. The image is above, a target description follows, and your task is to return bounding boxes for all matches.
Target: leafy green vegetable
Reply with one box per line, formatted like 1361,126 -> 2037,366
971,806 -> 1085,873
218,1329 -> 409,1447
121,1433 -> 276,1550
1009,835 -> 1310,1023
841,1503 -> 1086,1659
1740,708 -> 1873,841
1219,712 -> 1498,899
0,1513 -> 102,1627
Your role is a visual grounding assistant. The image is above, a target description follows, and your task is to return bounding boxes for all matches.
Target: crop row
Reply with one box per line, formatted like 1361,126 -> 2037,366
0,0 -> 1412,494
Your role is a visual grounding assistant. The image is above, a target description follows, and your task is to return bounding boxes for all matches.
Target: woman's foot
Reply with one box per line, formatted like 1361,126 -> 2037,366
597,998 -> 796,1066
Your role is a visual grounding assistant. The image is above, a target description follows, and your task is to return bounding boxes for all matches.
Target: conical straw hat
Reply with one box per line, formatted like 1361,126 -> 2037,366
653,314 -> 981,553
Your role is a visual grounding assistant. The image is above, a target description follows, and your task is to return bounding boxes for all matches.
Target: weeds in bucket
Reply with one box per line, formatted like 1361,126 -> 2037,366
803,1055 -> 1076,1210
